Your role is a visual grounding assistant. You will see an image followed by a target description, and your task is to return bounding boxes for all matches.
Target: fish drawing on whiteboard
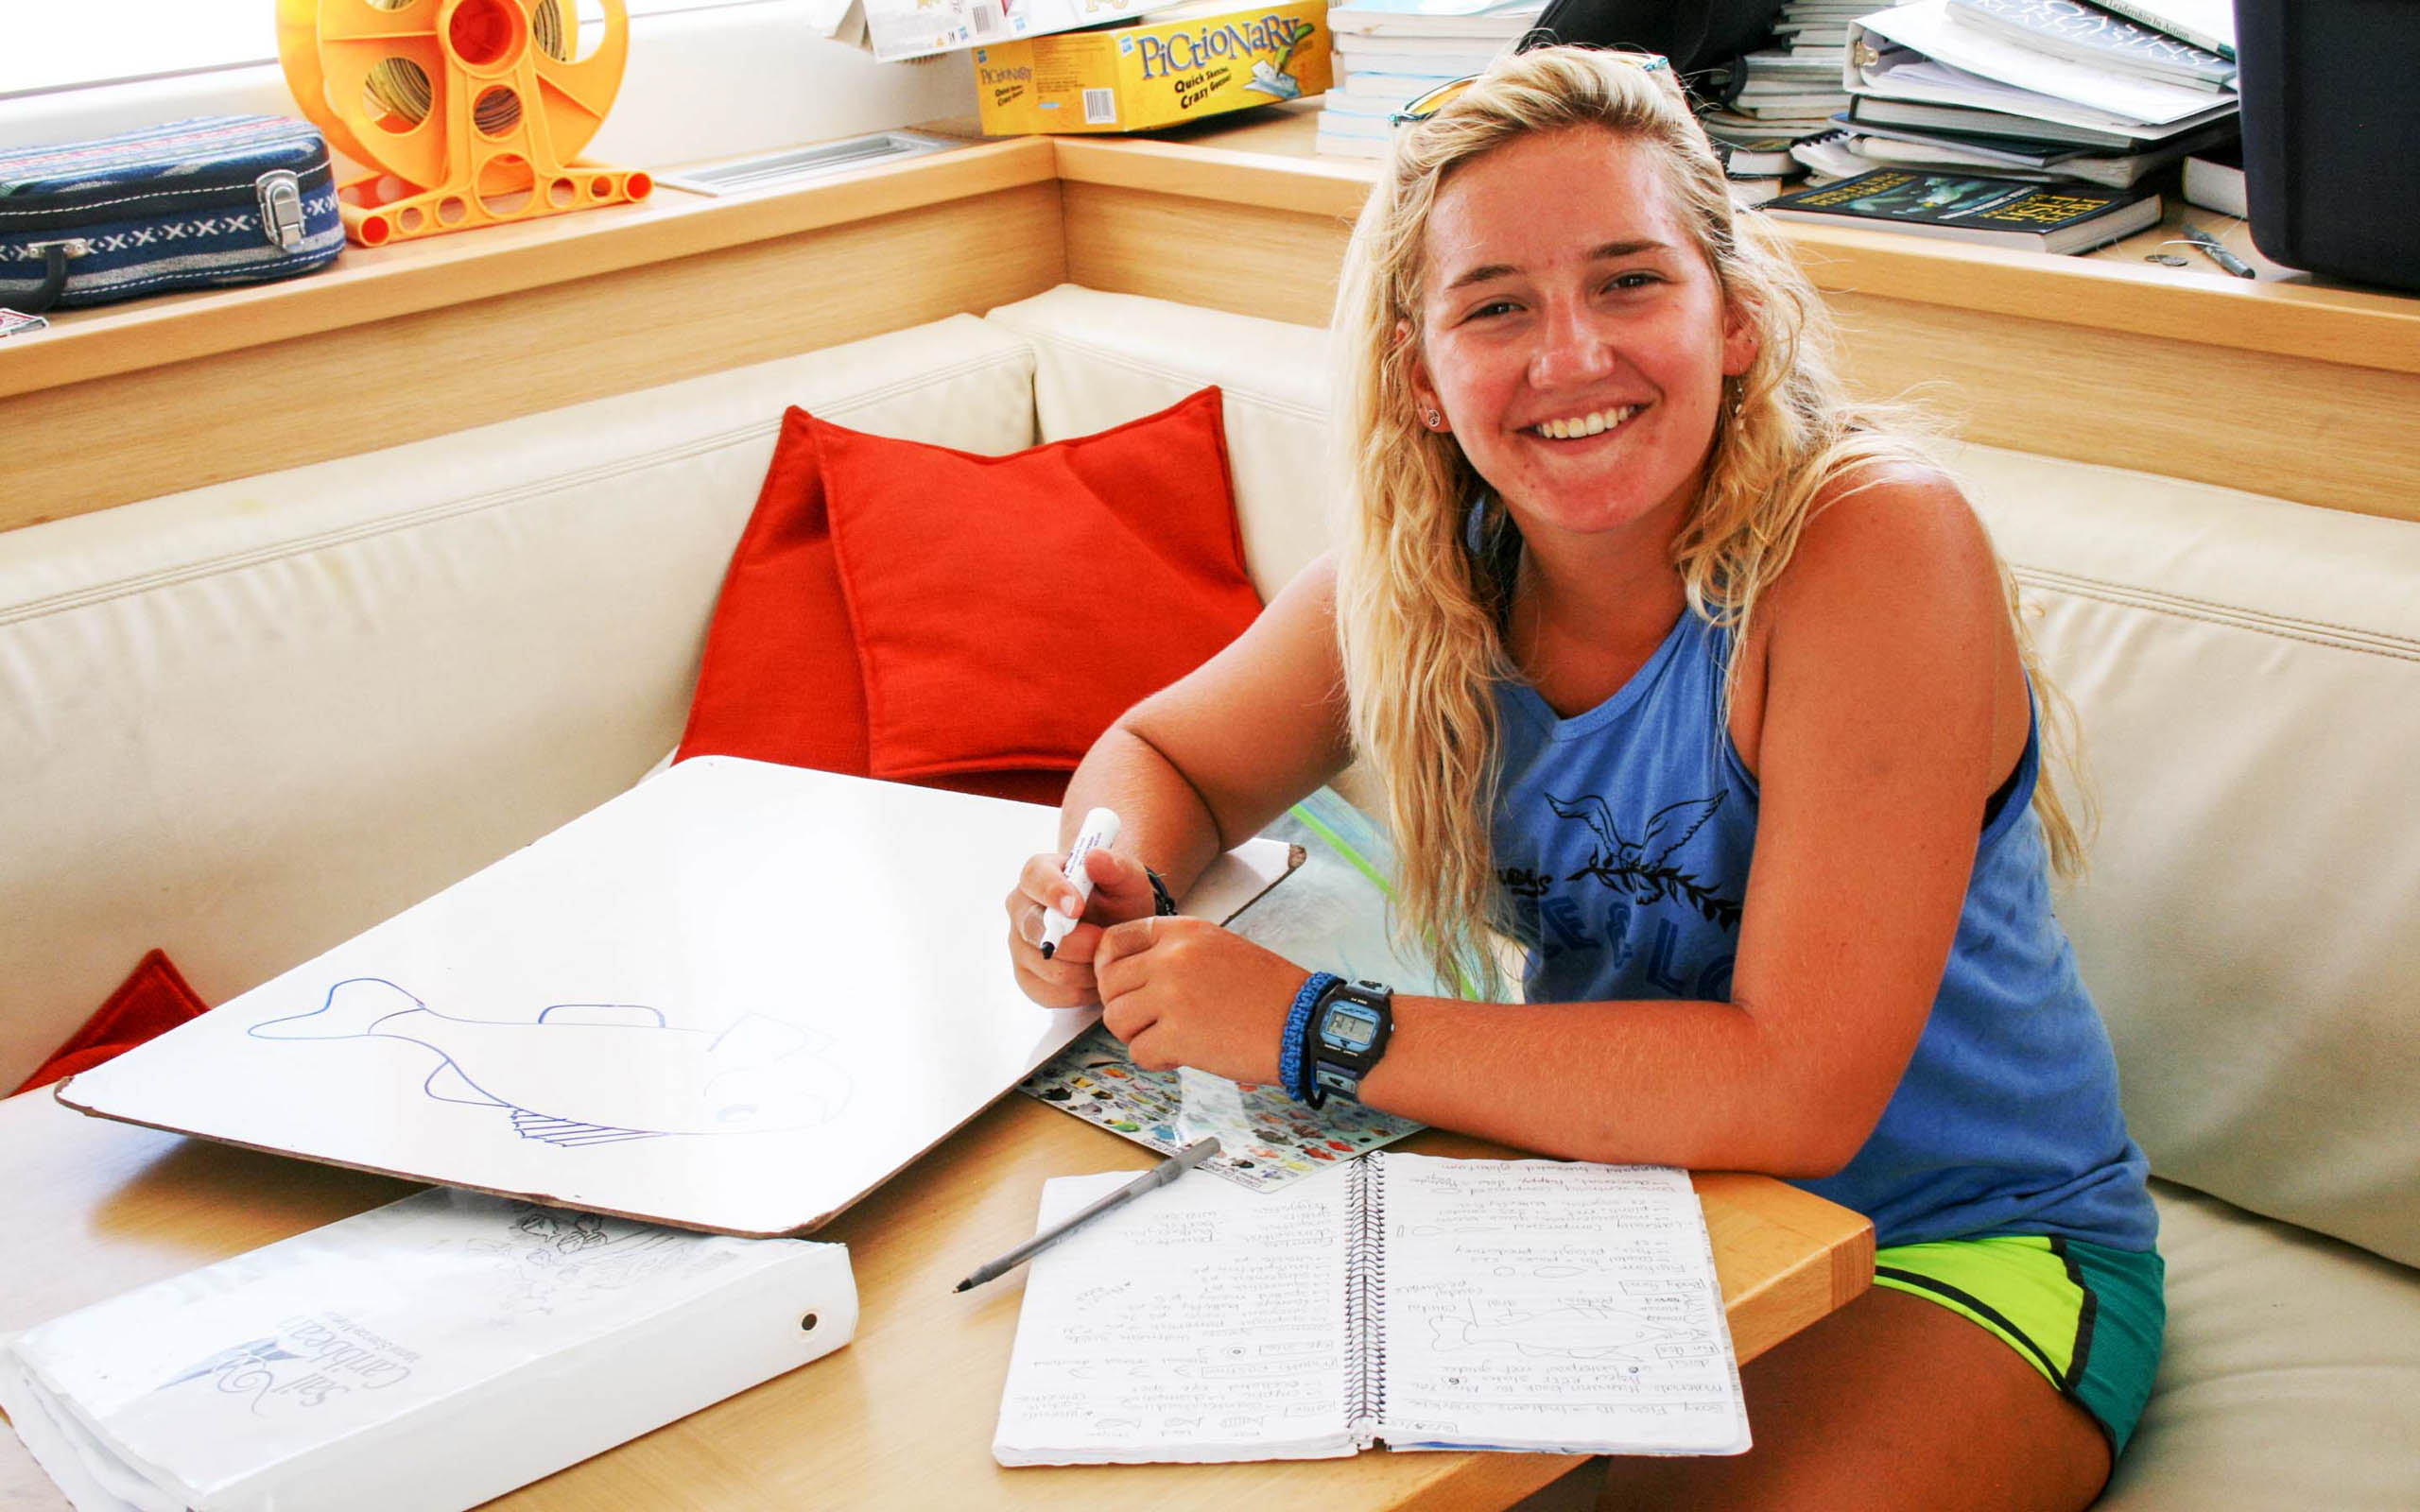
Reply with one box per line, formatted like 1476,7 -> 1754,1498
249,977 -> 852,1145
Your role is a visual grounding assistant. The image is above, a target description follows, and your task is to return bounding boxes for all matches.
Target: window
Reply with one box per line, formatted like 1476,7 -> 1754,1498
7,0 -> 772,99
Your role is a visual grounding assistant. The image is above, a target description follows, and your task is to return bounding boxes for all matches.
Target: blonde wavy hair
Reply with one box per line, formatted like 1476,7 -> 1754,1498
1331,45 -> 2089,997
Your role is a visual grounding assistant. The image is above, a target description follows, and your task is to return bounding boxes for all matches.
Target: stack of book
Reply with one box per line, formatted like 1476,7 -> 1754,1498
1703,1 -> 1861,132
1761,165 -> 2169,253
1807,0 -> 2238,190
1707,130 -> 1836,204
1315,0 -> 1543,159
1696,1 -> 1864,203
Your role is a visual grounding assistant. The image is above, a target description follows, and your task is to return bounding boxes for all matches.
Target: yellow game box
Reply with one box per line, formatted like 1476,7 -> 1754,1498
973,0 -> 1330,136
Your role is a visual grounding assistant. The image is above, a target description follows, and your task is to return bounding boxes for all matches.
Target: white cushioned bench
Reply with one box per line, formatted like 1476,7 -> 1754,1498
2,284 -> 2414,1505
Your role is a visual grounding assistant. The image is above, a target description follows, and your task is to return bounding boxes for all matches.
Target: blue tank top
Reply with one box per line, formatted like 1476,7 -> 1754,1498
1489,604 -> 2157,1251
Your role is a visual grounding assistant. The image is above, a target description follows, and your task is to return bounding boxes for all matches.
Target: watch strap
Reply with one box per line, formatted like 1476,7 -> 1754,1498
1144,866 -> 1180,918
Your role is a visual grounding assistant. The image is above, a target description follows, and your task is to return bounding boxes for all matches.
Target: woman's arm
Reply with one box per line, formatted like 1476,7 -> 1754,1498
1095,472 -> 2030,1178
1008,554 -> 1356,1007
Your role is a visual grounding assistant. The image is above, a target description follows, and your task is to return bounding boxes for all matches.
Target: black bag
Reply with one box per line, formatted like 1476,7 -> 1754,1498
1520,0 -> 1783,84
2236,0 -> 2420,293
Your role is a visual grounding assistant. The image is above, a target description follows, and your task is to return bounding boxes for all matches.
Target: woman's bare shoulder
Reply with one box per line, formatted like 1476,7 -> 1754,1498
1783,456 -> 1999,610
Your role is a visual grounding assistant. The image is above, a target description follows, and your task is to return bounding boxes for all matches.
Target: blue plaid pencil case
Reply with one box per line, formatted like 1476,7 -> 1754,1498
0,115 -> 343,315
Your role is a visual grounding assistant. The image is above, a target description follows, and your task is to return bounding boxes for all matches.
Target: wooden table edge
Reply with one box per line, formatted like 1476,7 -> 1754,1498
0,1081 -> 1875,1511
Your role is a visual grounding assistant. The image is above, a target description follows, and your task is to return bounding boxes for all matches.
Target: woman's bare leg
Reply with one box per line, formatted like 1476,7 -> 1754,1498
1600,1285 -> 2111,1512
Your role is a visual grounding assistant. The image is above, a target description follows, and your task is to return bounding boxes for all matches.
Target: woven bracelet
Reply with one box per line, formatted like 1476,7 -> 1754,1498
1279,971 -> 1339,1105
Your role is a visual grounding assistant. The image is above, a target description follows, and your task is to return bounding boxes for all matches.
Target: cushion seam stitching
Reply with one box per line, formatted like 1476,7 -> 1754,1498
0,348 -> 1035,627
2013,566 -> 2420,662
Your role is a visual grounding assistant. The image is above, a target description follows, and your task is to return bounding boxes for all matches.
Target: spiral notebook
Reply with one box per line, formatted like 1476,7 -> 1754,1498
993,1153 -> 1750,1465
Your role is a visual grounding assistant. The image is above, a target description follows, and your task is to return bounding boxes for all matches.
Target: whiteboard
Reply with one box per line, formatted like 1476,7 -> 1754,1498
59,758 -> 1298,1236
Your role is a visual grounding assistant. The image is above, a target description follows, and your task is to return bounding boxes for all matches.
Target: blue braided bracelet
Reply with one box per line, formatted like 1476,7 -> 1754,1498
1280,971 -> 1339,1105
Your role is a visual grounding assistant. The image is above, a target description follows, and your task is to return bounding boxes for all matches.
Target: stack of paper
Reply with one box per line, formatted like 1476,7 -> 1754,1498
1813,0 -> 2238,189
1316,0 -> 1544,159
0,1189 -> 856,1512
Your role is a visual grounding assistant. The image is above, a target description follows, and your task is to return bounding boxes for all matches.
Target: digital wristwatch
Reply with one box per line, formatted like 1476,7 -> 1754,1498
1305,977 -> 1393,1108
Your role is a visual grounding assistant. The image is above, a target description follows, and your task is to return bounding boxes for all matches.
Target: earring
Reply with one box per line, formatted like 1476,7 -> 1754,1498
1723,377 -> 1745,422
1423,407 -> 1443,429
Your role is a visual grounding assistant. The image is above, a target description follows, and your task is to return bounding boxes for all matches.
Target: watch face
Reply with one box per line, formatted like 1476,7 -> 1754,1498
1320,1001 -> 1381,1054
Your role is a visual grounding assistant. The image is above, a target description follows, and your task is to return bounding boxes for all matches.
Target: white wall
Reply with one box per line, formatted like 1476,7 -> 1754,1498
0,6 -> 977,171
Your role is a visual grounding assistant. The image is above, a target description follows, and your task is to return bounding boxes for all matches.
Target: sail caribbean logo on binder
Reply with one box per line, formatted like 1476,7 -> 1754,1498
974,0 -> 1329,134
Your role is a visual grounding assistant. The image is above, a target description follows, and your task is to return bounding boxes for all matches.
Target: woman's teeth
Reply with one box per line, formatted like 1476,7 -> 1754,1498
1531,405 -> 1638,439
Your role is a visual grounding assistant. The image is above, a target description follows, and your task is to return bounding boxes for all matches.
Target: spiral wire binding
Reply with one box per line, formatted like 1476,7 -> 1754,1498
1345,1153 -> 1388,1445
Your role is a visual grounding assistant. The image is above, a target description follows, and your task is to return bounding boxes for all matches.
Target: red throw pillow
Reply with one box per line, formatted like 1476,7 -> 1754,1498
681,387 -> 1264,799
677,406 -> 872,780
13,949 -> 207,1096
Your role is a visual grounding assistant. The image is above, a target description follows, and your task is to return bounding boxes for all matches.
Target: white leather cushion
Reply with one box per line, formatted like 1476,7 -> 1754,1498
0,316 -> 1036,1090
1955,442 -> 2420,1271
2103,1180 -> 2420,1509
984,284 -> 1335,603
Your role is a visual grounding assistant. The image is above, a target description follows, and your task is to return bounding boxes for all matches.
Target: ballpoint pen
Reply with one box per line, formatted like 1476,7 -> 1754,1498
954,1138 -> 1220,1291
2171,225 -> 2256,279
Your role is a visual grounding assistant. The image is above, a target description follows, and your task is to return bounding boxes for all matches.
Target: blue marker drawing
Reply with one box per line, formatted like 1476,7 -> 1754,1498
249,978 -> 852,1145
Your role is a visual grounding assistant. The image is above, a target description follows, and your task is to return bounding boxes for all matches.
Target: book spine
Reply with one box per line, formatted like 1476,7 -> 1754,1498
2095,0 -> 2233,60
1346,1153 -> 1387,1445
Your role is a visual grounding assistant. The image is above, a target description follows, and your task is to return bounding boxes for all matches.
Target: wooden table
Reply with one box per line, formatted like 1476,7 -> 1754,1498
0,1085 -> 1871,1510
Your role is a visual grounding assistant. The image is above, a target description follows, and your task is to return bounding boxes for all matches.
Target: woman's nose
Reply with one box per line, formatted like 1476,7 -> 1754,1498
1528,302 -> 1617,388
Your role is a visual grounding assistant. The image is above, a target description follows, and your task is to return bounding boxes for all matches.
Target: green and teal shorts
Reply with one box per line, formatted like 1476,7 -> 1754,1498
1873,1233 -> 2166,1455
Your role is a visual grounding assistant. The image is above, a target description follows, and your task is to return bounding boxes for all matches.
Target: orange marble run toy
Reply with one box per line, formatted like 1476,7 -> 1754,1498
278,0 -> 652,247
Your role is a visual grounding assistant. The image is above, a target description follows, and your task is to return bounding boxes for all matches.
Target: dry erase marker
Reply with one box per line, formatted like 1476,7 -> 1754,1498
954,1138 -> 1219,1292
1038,806 -> 1121,960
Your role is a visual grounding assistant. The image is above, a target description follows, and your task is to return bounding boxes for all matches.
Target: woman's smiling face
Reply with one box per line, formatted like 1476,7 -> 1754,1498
1410,126 -> 1756,551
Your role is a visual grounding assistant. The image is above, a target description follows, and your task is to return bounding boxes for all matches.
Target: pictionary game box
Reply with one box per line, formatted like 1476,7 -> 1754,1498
974,0 -> 1329,135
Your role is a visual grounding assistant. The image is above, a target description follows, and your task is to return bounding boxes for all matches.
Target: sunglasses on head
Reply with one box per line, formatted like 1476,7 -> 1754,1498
1387,49 -> 1675,127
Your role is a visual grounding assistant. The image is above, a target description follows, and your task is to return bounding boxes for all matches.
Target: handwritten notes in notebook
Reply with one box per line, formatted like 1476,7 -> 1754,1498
1378,1156 -> 1749,1453
994,1159 -> 1358,1464
993,1152 -> 1749,1466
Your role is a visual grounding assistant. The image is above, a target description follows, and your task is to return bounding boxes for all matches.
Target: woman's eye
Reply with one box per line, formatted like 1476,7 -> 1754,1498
1607,271 -> 1662,292
1467,299 -> 1520,320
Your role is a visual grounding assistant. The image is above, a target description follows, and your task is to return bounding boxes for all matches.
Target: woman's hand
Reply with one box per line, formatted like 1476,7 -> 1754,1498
1091,917 -> 1305,1085
1005,846 -> 1164,1008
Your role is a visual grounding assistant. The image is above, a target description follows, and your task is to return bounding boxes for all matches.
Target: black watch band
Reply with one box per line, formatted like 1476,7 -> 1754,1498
1144,867 -> 1179,918
1306,977 -> 1393,1108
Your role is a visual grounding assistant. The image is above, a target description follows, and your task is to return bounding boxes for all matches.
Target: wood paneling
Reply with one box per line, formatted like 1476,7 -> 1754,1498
0,1089 -> 1869,1511
1770,224 -> 2420,377
1061,180 -> 1354,329
8,117 -> 2416,528
1827,292 -> 2420,524
1055,131 -> 1376,221
1058,103 -> 2420,378
1047,176 -> 2420,523
0,184 -> 1066,532
0,138 -> 1059,402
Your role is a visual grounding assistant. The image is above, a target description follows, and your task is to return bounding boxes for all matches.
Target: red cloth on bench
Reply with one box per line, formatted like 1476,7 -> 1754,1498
13,950 -> 206,1096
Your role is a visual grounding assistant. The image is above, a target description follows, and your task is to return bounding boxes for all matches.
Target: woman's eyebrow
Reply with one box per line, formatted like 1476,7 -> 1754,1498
1590,238 -> 1675,260
1441,239 -> 1678,293
1443,262 -> 1520,293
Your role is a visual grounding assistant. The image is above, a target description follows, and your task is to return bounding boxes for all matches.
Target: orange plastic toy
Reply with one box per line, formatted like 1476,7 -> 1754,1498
278,0 -> 653,247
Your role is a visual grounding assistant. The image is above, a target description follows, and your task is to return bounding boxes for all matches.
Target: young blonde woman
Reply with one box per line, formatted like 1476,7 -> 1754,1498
1005,46 -> 2162,1508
